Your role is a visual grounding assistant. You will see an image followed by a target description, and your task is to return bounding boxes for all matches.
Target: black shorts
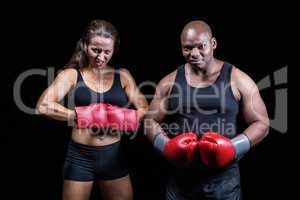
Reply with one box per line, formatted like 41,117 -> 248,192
166,163 -> 242,200
63,140 -> 129,181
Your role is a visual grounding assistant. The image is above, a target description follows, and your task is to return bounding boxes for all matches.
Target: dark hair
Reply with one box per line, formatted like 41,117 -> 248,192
66,20 -> 120,69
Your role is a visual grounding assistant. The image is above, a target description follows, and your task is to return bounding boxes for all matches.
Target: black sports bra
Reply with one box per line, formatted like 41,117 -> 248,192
70,69 -> 129,107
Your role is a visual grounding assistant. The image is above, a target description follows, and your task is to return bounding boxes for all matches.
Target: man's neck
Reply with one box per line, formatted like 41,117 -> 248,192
187,59 -> 221,77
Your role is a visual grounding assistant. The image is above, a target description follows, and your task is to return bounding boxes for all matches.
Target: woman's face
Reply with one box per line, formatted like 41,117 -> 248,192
86,36 -> 114,69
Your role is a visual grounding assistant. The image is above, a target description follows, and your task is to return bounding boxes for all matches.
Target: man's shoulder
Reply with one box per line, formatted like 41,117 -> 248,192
231,65 -> 252,82
230,65 -> 258,94
159,68 -> 179,87
162,69 -> 178,82
156,68 -> 179,96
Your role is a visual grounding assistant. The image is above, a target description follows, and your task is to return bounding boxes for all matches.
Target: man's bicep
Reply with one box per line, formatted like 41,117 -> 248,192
242,87 -> 268,123
148,97 -> 168,122
147,70 -> 176,123
147,81 -> 170,122
240,80 -> 269,125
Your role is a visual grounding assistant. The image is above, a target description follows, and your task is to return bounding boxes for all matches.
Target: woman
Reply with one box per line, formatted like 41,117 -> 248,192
36,20 -> 148,200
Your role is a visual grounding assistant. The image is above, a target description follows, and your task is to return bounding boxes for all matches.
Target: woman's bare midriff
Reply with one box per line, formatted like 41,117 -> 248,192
71,128 -> 121,146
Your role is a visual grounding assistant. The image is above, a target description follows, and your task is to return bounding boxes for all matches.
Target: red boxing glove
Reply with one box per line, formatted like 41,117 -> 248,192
75,103 -> 110,128
198,132 -> 235,168
164,133 -> 198,167
107,105 -> 139,132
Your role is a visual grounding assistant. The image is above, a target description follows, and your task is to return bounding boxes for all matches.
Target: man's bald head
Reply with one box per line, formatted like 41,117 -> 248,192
181,20 -> 213,40
180,20 -> 217,70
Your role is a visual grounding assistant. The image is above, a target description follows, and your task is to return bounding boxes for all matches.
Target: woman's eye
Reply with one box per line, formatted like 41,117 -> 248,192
92,48 -> 100,53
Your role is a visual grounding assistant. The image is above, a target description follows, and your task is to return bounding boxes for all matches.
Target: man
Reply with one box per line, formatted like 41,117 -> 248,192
144,20 -> 269,199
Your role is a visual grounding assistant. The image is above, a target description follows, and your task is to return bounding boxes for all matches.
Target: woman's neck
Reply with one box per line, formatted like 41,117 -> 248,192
87,65 -> 114,77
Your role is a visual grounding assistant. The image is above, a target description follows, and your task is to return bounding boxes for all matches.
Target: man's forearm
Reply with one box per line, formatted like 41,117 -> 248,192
144,117 -> 165,142
243,120 -> 269,145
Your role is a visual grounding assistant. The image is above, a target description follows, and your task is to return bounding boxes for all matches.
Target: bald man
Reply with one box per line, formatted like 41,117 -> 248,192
144,21 -> 269,199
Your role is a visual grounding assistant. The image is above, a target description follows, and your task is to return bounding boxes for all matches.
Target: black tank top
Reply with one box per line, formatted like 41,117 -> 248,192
70,69 -> 129,107
167,62 -> 239,139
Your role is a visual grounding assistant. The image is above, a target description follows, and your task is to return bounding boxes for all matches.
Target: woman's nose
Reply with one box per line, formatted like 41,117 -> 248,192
96,53 -> 106,61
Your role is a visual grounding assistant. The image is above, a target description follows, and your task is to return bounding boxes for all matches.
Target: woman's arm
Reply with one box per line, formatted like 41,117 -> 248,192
120,68 -> 149,121
36,68 -> 77,122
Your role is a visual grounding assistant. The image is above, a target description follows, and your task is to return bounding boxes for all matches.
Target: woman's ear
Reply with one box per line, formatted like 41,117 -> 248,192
83,43 -> 88,54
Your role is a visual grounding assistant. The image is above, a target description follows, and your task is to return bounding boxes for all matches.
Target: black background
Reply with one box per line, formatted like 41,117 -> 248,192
2,2 -> 294,200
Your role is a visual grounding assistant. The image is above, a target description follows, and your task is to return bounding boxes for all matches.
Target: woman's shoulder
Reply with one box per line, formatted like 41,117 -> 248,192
61,67 -> 78,73
117,67 -> 136,88
59,67 -> 78,77
118,67 -> 131,74
118,67 -> 134,79
56,67 -> 78,85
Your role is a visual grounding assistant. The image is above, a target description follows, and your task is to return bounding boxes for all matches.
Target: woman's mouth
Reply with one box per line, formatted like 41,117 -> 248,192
95,60 -> 104,66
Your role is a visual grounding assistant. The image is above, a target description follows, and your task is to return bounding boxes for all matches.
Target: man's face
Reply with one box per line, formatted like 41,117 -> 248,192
181,29 -> 216,70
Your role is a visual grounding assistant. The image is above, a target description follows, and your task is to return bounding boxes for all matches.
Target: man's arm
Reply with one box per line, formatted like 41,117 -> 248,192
197,67 -> 270,168
144,71 -> 199,167
233,67 -> 270,145
144,71 -> 176,142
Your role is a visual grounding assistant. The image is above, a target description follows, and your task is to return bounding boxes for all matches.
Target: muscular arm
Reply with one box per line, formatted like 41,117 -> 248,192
197,67 -> 270,168
144,71 -> 176,142
120,68 -> 149,121
233,67 -> 270,145
36,68 -> 77,122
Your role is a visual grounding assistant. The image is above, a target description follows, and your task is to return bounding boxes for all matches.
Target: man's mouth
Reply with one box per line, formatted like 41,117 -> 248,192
190,60 -> 204,65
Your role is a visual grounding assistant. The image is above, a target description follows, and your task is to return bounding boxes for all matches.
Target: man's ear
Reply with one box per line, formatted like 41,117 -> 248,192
212,37 -> 217,49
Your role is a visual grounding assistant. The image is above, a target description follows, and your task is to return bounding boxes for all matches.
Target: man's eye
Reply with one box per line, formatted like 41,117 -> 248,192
104,50 -> 111,54
183,46 -> 191,51
200,43 -> 207,49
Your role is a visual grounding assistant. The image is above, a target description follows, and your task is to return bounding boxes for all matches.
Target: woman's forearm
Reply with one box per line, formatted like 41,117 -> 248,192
36,101 -> 76,122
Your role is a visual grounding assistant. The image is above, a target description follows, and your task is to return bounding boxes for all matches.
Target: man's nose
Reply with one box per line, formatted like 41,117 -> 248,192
191,47 -> 200,57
